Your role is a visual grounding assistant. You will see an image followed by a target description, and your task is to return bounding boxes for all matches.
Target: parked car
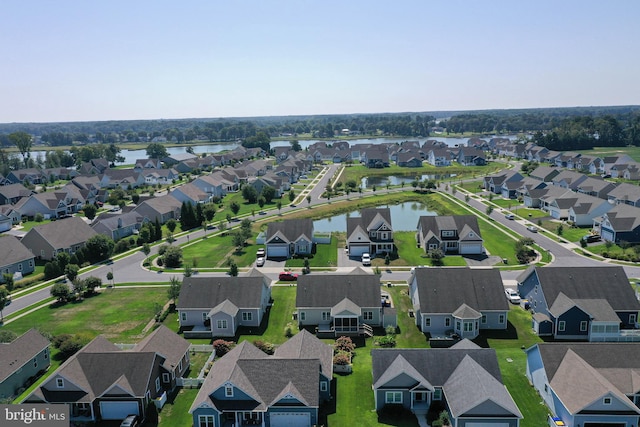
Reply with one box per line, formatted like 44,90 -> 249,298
256,248 -> 265,258
504,213 -> 515,220
582,234 -> 601,243
279,271 -> 298,281
505,288 -> 521,304
256,257 -> 265,267
526,225 -> 538,233
120,415 -> 139,427
361,253 -> 371,266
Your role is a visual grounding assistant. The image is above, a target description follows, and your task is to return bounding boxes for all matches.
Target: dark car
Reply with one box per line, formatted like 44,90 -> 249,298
279,272 -> 298,281
582,234 -> 601,243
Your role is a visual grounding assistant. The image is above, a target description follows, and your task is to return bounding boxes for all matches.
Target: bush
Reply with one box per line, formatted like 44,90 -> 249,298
113,239 -> 130,254
376,335 -> 397,348
34,213 -> 44,222
157,244 -> 169,256
253,340 -> 275,355
335,336 -> 355,354
163,246 -> 183,268
284,323 -> 294,338
213,339 -> 235,357
333,351 -> 351,365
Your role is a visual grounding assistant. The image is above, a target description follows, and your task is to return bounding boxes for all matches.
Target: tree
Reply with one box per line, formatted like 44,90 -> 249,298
0,285 -> 9,322
0,329 -> 17,343
290,140 -> 302,151
83,276 -> 102,295
218,220 -> 227,235
65,264 -> 80,282
232,231 -> 245,250
2,273 -> 14,292
196,203 -> 204,225
141,243 -> 151,261
428,248 -> 445,266
307,195 -> 311,207
261,186 -> 276,203
230,201 -> 240,217
203,204 -> 216,225
83,203 -> 97,221
556,224 -> 564,236
72,278 -> 87,298
44,261 -> 63,280
228,260 -> 239,277
9,131 -> 32,167
106,271 -> 114,286
163,246 -> 183,268
146,143 -> 169,159
276,200 -> 282,214
83,234 -> 115,263
242,185 -> 258,203
154,217 -> 162,242
486,205 -> 494,215
288,189 -> 296,203
51,282 -> 71,302
166,219 -> 177,233
167,276 -> 181,303
258,196 -> 266,210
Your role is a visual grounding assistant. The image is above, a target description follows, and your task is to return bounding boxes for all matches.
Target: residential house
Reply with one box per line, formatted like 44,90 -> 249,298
346,208 -> 394,257
25,329 -> 190,422
133,194 -> 182,224
396,152 -> 423,167
41,167 -> 77,182
134,158 -> 162,169
528,165 -> 560,182
483,171 -> 523,194
140,168 -> 178,185
163,152 -> 198,166
516,266 -> 640,340
363,147 -> 390,168
91,211 -> 148,241
526,342 -> 640,427
170,182 -> 212,205
99,169 -> 144,189
296,269 -> 392,337
192,174 -> 228,199
14,189 -> 85,219
273,146 -> 292,162
0,237 -> 35,281
0,204 -> 21,225
603,154 -> 635,174
607,182 -> 640,207
426,148 -> 453,167
456,147 -> 486,166
575,155 -> 604,174
0,213 -> 11,232
623,164 -> 640,180
190,330 -> 333,427
21,216 -> 98,261
265,219 -> 314,259
409,267 -> 509,339
416,215 -> 483,255
595,203 -> 640,244
0,183 -> 33,205
6,168 -> 43,185
551,170 -> 588,190
372,346 -> 522,426
567,193 -> 614,227
0,329 -> 50,400
574,176 -> 617,199
177,273 -> 271,338
554,152 -> 581,169
541,190 -> 580,220
0,173 -> 10,185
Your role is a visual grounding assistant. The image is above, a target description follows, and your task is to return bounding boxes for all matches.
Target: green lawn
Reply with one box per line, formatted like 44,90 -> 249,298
4,287 -> 168,342
285,237 -> 338,267
180,234 -> 238,268
538,221 -> 590,242
157,388 -> 200,427
388,286 -> 428,348
19,219 -> 53,231
513,207 -> 549,219
392,231 -> 467,267
239,286 -> 300,345
489,198 -> 520,209
457,180 -> 484,193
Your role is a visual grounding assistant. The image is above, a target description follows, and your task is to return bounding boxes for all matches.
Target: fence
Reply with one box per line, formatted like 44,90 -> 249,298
177,378 -> 205,388
190,344 -> 214,352
313,232 -> 332,244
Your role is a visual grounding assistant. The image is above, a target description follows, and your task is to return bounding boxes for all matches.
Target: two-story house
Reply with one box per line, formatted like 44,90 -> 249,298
346,208 -> 394,257
416,215 -> 483,255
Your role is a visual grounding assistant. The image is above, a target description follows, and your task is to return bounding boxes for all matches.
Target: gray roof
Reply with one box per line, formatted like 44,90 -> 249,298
0,329 -> 50,383
0,183 -> 32,200
602,203 -> 640,232
0,236 -> 34,268
24,216 -> 97,249
417,215 -> 481,241
274,329 -> 333,379
296,272 -> 381,308
608,182 -> 640,203
132,325 -> 190,372
413,267 -> 509,314
517,266 -> 640,312
177,276 -> 267,310
91,211 -> 144,232
266,218 -> 313,242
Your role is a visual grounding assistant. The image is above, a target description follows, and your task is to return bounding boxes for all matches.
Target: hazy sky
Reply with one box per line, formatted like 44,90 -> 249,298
2,1 -> 639,123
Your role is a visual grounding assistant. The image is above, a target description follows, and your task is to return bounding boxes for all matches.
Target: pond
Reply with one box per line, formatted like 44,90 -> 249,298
313,201 -> 437,232
360,174 -> 457,188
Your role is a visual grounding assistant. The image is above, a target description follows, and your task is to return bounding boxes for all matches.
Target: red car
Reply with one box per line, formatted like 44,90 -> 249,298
279,272 -> 298,281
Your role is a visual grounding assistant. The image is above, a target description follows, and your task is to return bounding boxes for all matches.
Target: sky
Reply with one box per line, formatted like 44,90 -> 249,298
2,1 -> 640,123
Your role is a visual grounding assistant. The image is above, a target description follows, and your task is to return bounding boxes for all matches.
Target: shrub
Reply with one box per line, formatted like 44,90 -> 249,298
376,335 -> 397,348
385,325 -> 397,336
113,239 -> 130,254
213,339 -> 235,357
34,213 -> 44,222
163,246 -> 183,268
335,336 -> 355,354
333,351 -> 351,365
284,323 -> 294,338
253,340 -> 275,355
157,244 -> 169,256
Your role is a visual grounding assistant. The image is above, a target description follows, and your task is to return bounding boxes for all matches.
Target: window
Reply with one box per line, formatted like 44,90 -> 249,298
385,392 -> 402,404
631,314 -> 637,324
425,317 -> 431,327
322,311 -> 330,321
456,321 -> 461,330
18,263 -> 22,271
162,373 -> 170,383
481,315 -> 487,324
320,381 -> 328,392
428,243 -> 438,250
603,397 -> 612,405
217,319 -> 228,329
558,321 -> 566,332
363,311 -> 373,321
41,250 -> 45,257
433,389 -> 442,400
225,385 -> 233,397
464,322 -> 473,332
155,377 -> 161,392
499,314 -> 505,324
56,378 -> 64,388
444,318 -> 451,327
544,384 -> 548,393
29,260 -> 33,268
442,230 -> 454,237
181,312 -> 187,322
300,312 -> 306,321
33,358 -> 38,368
242,312 -> 252,321
202,312 -> 208,321
44,349 -> 48,359
198,415 -> 215,427
580,321 -> 588,332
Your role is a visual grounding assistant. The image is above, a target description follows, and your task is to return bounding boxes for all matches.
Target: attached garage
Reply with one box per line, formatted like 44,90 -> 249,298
99,400 -> 140,420
348,245 -> 369,258
600,229 -> 614,243
459,243 -> 483,255
270,412 -> 310,427
267,244 -> 289,259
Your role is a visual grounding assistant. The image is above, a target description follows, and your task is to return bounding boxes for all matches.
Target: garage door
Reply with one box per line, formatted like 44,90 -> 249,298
459,243 -> 482,254
466,423 -> 509,427
267,245 -> 289,258
348,245 -> 369,257
99,401 -> 139,420
584,423 -> 625,427
601,229 -> 614,242
270,412 -> 310,427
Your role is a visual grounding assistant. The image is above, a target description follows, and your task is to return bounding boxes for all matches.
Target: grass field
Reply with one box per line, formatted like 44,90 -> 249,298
538,220 -> 590,242
285,236 -> 338,267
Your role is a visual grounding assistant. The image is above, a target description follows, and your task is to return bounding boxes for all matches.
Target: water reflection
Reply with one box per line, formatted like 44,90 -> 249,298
313,202 -> 437,232
360,174 -> 456,188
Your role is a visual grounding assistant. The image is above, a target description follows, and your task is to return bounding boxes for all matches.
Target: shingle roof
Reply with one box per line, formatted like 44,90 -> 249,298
0,329 -> 50,383
274,329 -> 333,379
296,272 -> 381,308
0,236 -> 34,268
0,183 -> 32,201
177,276 -> 267,310
413,267 -> 509,314
417,216 -> 482,241
132,325 -> 190,372
25,216 -> 97,249
602,203 -> 640,231
266,218 -> 313,242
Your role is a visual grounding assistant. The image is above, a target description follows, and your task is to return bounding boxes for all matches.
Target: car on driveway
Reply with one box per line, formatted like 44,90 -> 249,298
256,257 -> 265,267
256,248 -> 265,258
361,253 -> 371,266
279,271 -> 298,281
582,234 -> 601,243
505,288 -> 521,304
526,225 -> 538,233
120,415 -> 139,427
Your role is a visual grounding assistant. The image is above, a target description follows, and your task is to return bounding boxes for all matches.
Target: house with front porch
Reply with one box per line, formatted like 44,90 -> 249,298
14,190 -> 85,220
416,215 -> 483,255
177,272 -> 271,338
265,218 -> 314,259
526,342 -> 640,427
517,266 -> 640,340
296,269 -> 391,337
346,208 -> 394,257
409,267 -> 509,339
372,345 -> 522,427
190,331 -> 333,427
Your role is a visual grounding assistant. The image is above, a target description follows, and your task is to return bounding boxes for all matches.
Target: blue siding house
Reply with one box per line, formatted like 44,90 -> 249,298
0,329 -> 50,400
527,343 -> 640,427
517,266 -> 640,341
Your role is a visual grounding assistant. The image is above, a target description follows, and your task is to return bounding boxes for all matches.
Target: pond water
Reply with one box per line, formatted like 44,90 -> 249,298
313,201 -> 437,232
360,174 -> 457,188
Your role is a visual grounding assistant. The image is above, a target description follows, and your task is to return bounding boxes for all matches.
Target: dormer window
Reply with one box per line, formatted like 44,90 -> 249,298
225,385 -> 233,397
56,378 -> 64,388
603,397 -> 612,405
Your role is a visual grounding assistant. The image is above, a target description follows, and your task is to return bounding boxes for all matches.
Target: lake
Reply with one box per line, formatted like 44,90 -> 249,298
360,174 -> 457,188
313,201 -> 437,232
